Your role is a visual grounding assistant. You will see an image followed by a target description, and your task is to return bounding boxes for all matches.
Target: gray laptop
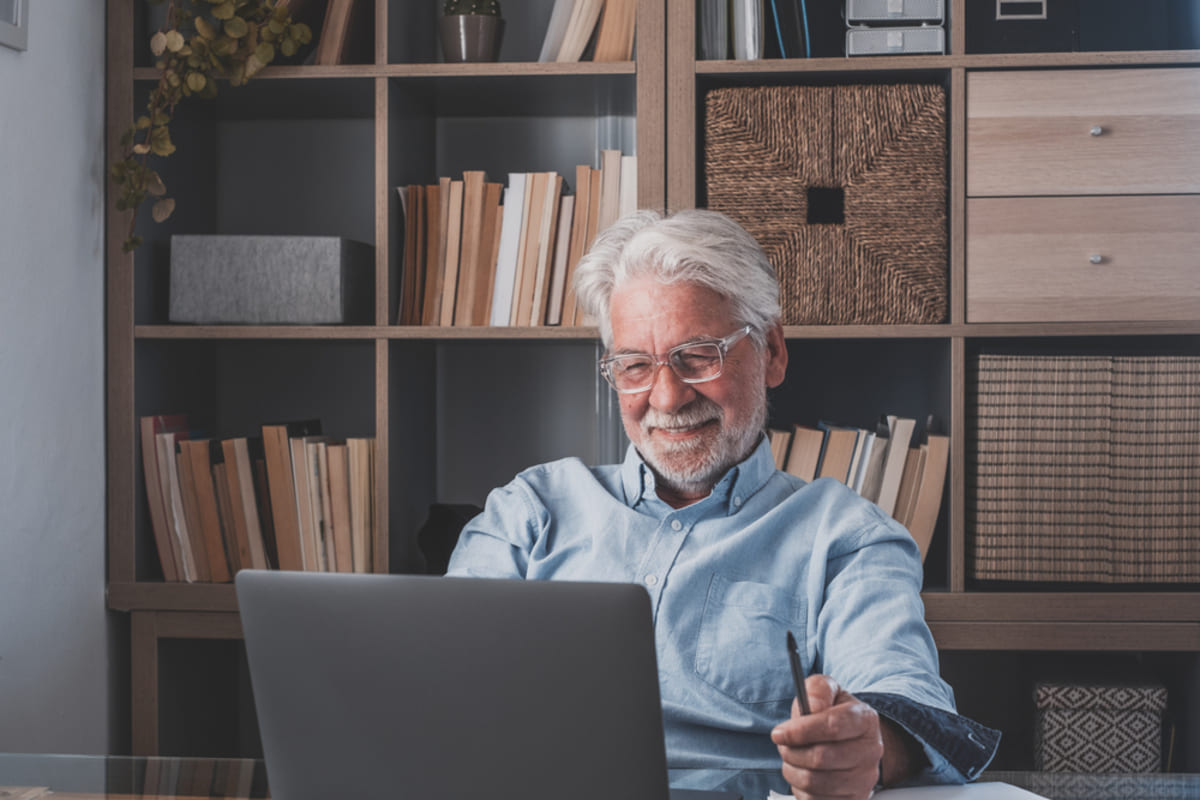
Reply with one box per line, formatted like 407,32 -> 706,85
237,570 -> 730,800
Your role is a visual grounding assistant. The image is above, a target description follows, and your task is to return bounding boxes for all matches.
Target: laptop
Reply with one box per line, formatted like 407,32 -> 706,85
237,570 -> 738,800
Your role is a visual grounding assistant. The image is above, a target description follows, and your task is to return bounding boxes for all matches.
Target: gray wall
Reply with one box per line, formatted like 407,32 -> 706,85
0,1 -> 110,752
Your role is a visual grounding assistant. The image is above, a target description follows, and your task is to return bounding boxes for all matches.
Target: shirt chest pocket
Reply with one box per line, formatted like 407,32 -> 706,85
694,575 -> 807,705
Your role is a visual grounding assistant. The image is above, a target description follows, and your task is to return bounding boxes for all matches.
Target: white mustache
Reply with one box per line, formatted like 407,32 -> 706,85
642,398 -> 722,432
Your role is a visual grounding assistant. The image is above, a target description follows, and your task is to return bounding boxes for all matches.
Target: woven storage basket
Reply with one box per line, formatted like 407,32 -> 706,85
1034,683 -> 1168,773
968,354 -> 1200,583
705,83 -> 947,325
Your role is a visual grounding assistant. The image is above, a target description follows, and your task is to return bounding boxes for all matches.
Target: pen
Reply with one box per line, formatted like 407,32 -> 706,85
786,630 -> 811,715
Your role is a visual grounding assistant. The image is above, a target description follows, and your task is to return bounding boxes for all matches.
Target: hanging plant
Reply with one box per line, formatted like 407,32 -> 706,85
111,0 -> 313,252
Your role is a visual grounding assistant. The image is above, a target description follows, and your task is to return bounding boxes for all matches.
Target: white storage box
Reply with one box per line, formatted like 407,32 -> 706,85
846,25 -> 945,55
845,0 -> 944,24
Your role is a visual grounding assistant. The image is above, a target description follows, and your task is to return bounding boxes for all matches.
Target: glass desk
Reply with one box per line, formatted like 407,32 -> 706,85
2,754 -> 1198,799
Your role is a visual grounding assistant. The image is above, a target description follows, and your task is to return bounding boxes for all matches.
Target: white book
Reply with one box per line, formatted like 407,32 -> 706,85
619,154 -> 638,217
697,0 -> 729,59
731,0 -> 764,60
557,0 -> 605,62
875,415 -> 917,515
538,0 -> 576,61
489,173 -> 527,326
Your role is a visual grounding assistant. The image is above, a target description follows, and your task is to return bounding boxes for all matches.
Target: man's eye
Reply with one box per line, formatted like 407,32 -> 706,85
674,348 -> 719,369
615,357 -> 652,374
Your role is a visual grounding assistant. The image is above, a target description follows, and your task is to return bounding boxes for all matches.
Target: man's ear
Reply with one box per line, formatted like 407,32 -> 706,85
763,322 -> 788,388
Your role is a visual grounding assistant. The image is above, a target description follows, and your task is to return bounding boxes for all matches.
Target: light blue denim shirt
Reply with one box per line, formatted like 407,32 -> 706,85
446,437 -> 999,783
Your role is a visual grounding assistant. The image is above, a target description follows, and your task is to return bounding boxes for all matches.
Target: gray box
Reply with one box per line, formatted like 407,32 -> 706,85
846,24 -> 945,55
845,0 -> 944,24
169,235 -> 373,325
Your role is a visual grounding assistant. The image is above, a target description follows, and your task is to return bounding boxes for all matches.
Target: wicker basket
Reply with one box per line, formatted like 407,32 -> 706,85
704,83 -> 947,325
968,354 -> 1200,583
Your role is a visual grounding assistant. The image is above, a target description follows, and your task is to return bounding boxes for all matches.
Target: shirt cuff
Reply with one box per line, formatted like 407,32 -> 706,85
858,692 -> 1001,785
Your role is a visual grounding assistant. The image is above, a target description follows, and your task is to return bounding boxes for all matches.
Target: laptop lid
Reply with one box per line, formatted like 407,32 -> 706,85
236,570 -> 673,800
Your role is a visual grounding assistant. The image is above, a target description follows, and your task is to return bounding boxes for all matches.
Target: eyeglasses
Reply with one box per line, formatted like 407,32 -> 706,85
599,325 -> 753,394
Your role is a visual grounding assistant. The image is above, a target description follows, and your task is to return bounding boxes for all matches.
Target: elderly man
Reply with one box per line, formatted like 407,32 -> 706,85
446,209 -> 999,799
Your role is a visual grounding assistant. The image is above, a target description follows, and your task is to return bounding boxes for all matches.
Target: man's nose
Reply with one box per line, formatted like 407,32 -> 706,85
647,363 -> 696,413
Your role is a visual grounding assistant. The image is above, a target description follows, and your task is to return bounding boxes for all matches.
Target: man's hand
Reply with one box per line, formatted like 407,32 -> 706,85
770,675 -> 891,800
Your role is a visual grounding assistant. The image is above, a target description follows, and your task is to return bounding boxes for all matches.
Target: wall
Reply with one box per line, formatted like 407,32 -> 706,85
0,1 -> 110,752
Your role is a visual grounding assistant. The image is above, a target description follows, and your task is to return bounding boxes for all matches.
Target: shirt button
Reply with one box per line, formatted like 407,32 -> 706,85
733,495 -> 743,507
670,520 -> 682,531
645,574 -> 658,586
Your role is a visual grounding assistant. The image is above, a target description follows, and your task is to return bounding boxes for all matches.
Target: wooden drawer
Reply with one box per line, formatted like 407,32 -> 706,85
967,68 -> 1200,197
966,195 -> 1200,323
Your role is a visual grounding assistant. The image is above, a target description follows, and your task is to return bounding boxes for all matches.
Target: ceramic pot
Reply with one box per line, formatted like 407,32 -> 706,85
439,14 -> 504,63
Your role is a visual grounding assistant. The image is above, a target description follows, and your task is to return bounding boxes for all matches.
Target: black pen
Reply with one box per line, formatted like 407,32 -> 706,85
786,630 -> 811,715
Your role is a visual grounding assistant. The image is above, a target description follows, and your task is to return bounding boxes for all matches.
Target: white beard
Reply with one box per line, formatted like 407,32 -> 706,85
637,388 -> 767,496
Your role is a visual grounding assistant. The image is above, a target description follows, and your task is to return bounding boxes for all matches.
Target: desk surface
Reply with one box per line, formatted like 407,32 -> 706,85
2,754 -> 1198,799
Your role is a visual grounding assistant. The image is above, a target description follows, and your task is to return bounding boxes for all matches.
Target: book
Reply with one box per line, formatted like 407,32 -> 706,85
573,166 -> 603,324
211,457 -> 239,573
559,163 -> 592,325
513,171 -> 550,325
816,422 -> 860,483
421,178 -> 450,326
261,419 -> 322,571
452,170 -> 488,327
467,181 -> 504,326
596,149 -> 623,235
438,177 -> 466,326
697,0 -> 729,59
785,423 -> 825,482
592,0 -> 637,61
221,437 -> 270,571
539,0 -> 577,62
556,0 -> 605,62
489,173 -> 527,326
347,437 -> 375,573
857,422 -> 890,502
906,433 -> 950,560
399,184 -> 426,325
250,438 -> 278,568
767,427 -> 793,470
156,429 -> 200,582
304,438 -> 335,571
180,438 -> 232,583
173,438 -> 212,582
530,172 -> 565,325
893,445 -> 925,528
875,415 -> 917,515
545,193 -> 576,325
140,414 -> 189,582
291,434 -> 330,570
327,442 -> 354,573
848,431 -> 878,494
731,0 -> 765,60
619,153 -> 638,218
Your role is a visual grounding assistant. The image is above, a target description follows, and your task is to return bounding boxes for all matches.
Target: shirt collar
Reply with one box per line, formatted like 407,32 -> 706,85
618,434 -> 778,513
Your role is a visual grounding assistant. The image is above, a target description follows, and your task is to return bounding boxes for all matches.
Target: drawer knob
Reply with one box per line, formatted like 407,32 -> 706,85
1090,125 -> 1104,137
1089,254 -> 1104,264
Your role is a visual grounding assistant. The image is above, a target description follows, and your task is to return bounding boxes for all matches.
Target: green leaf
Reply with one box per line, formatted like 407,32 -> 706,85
194,16 -> 216,39
225,16 -> 248,38
212,2 -> 236,20
268,19 -> 284,35
150,127 -> 176,157
280,37 -> 296,57
150,31 -> 168,56
165,30 -> 185,51
122,235 -> 144,254
146,171 -> 167,196
186,71 -> 207,92
255,41 -> 275,63
135,115 -> 152,129
152,197 -> 176,223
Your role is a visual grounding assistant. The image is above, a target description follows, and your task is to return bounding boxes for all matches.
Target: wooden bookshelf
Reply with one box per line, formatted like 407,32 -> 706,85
109,0 -> 1198,767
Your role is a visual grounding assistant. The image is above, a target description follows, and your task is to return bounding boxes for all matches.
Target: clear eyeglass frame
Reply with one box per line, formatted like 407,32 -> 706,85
599,325 -> 753,394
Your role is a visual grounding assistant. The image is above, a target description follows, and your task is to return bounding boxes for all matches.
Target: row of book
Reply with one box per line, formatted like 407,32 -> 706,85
396,149 -> 636,327
767,414 -> 949,559
140,415 -> 375,583
539,0 -> 637,62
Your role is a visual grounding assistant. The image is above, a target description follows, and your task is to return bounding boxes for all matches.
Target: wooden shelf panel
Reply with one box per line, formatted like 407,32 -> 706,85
694,50 -> 1200,76
134,325 -> 602,340
109,582 -> 238,613
133,62 -> 636,82
931,621 -> 1200,651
